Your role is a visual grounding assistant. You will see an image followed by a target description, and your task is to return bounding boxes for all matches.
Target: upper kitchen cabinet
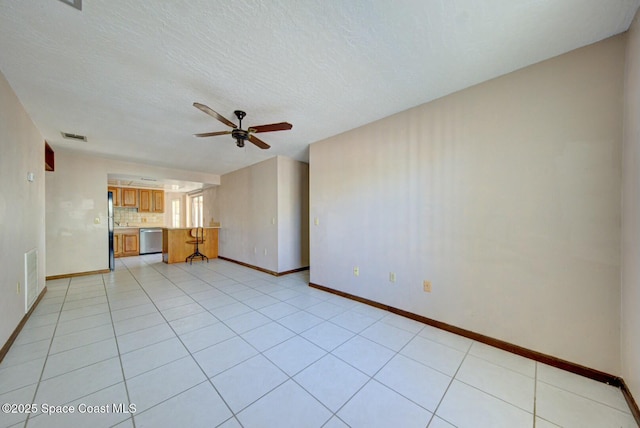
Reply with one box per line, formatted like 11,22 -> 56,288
122,188 -> 138,207
139,189 -> 165,213
139,189 -> 151,212
153,190 -> 164,213
108,186 -> 121,206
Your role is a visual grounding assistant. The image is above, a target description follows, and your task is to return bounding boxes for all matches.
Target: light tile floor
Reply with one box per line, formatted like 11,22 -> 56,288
0,255 -> 636,428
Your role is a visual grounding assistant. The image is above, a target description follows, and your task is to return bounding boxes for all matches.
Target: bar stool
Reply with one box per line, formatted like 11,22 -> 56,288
185,227 -> 208,264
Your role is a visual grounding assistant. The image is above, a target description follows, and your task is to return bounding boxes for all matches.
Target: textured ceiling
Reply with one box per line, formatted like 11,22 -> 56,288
1,0 -> 638,176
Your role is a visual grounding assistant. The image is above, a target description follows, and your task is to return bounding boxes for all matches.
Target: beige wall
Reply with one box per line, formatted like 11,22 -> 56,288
46,149 -> 220,276
0,70 -> 46,347
216,156 -> 309,273
217,157 -> 280,271
622,8 -> 640,402
277,157 -> 309,272
310,35 -> 625,374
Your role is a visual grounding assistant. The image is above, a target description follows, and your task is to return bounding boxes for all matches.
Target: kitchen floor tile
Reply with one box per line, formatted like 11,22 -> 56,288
338,380 -> 432,428
169,311 -> 219,335
300,321 -> 354,351
360,321 -> 415,352
436,380 -> 533,428
455,354 -> 535,412
34,357 -> 123,406
468,341 -> 535,378
49,323 -> 114,354
329,310 -> 377,333
41,337 -> 119,380
207,301 -> 253,320
211,355 -> 287,412
277,311 -> 323,333
27,382 -> 131,428
400,335 -> 466,376
263,336 -> 326,376
0,357 -> 46,395
113,311 -> 166,336
0,383 -> 38,426
126,356 -> 206,413
116,323 -> 176,354
120,337 -> 189,379
224,311 -> 271,334
193,336 -> 258,378
294,354 -> 369,412
237,380 -> 332,428
374,354 -> 451,412
418,324 -> 474,353
178,322 -> 236,353
133,381 -> 232,428
537,363 -> 630,412
536,381 -> 636,428
332,335 -> 395,376
380,313 -> 425,334
257,301 -> 300,320
305,301 -> 346,320
240,322 -> 295,352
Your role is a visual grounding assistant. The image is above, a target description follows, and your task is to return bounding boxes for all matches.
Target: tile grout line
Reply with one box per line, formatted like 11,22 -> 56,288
100,270 -> 136,428
425,338 -> 474,427
147,257 -> 336,425
24,276 -> 72,427
117,256 -> 240,426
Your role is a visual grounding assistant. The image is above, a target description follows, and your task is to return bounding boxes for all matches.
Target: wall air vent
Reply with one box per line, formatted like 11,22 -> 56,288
56,0 -> 82,11
61,132 -> 87,142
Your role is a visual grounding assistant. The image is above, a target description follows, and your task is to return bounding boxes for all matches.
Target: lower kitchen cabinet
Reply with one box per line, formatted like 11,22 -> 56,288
114,228 -> 139,257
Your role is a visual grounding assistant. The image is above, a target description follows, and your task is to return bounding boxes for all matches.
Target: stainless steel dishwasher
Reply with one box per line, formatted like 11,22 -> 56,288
139,228 -> 163,254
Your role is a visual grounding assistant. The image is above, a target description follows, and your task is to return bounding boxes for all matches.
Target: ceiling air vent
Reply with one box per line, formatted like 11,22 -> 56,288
61,132 -> 87,142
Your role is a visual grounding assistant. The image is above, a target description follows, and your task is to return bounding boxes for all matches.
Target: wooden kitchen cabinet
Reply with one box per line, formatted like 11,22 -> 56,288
108,186 -> 121,206
114,233 -> 122,257
139,189 -> 151,212
114,228 -> 139,258
122,234 -> 139,256
139,189 -> 164,213
122,188 -> 138,207
153,190 -> 164,213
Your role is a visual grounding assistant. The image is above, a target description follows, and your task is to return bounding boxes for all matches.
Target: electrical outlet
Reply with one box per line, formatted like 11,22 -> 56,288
263,248 -> 267,256
423,280 -> 432,292
353,266 -> 359,277
16,281 -> 20,294
389,272 -> 396,283
253,247 -> 257,254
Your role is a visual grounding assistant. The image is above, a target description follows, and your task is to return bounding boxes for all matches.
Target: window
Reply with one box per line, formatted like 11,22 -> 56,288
191,194 -> 203,227
172,199 -> 181,228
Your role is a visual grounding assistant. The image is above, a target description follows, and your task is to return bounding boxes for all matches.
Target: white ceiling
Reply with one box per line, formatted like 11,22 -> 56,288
1,0 -> 638,176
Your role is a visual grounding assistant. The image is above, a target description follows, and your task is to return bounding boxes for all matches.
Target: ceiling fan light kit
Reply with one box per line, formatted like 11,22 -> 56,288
193,102 -> 292,150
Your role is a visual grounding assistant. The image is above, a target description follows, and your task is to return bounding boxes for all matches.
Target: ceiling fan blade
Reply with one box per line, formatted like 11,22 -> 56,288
194,131 -> 233,137
193,102 -> 236,128
248,134 -> 270,149
248,122 -> 293,133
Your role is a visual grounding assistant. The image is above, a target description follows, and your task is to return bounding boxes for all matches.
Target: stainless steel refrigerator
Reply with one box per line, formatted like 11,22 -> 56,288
108,191 -> 115,270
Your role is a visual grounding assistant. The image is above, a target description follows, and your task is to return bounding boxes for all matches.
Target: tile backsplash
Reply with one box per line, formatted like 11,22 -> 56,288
114,207 -> 164,227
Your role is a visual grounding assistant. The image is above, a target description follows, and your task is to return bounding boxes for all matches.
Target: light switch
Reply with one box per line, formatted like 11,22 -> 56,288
314,217 -> 319,226
94,217 -> 100,224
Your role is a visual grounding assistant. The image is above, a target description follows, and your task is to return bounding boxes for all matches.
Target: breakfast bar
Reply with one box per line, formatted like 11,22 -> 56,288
162,227 -> 220,264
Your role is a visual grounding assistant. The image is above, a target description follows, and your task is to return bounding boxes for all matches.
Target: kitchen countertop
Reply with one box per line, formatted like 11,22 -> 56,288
162,226 -> 221,230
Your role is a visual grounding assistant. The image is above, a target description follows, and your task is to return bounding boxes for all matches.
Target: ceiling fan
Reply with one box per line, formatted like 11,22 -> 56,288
193,102 -> 292,149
